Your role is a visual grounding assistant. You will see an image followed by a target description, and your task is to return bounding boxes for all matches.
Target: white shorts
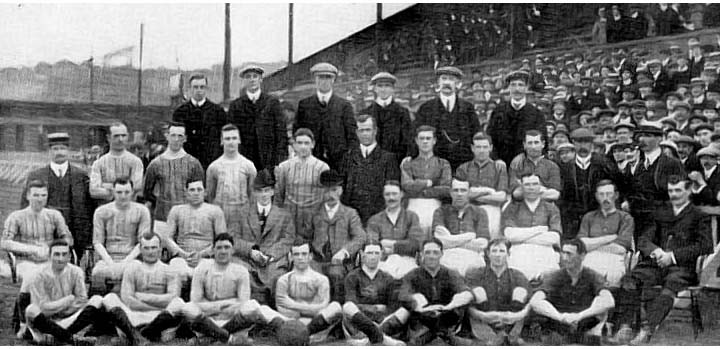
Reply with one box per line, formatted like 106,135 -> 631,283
440,248 -> 486,278
407,198 -> 441,235
508,244 -> 559,280
583,250 -> 626,287
379,254 -> 418,280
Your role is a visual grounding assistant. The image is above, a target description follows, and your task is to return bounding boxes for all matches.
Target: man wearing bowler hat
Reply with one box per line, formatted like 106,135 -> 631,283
22,132 -> 94,259
415,66 -> 481,171
361,72 -> 413,162
676,135 -> 702,173
227,65 -> 288,171
295,62 -> 357,170
487,70 -> 547,166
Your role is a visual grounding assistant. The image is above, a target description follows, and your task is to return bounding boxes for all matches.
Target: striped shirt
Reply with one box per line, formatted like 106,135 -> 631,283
274,156 -> 329,208
276,268 -> 329,304
206,155 -> 257,211
2,207 -> 72,254
400,155 -> 452,199
166,203 -> 227,253
30,263 -> 87,318
122,260 -> 179,297
93,202 -> 151,262
144,151 -> 204,221
191,261 -> 250,302
90,150 -> 144,202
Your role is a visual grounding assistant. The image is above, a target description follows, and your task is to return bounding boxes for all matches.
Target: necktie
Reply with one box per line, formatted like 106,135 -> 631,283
57,169 -> 63,178
445,100 -> 451,112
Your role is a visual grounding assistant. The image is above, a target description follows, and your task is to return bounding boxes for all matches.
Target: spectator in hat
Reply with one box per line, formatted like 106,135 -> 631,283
630,100 -> 649,126
626,4 -> 649,41
688,38 -> 705,79
694,123 -> 714,147
549,99 -> 572,126
552,129 -> 570,147
689,146 -> 720,205
362,72 -> 413,162
676,135 -> 703,173
295,62 -> 357,170
556,143 -> 576,165
654,3 -> 684,36
660,139 -> 680,159
172,74 -> 227,169
340,114 -> 400,225
672,56 -> 692,86
614,101 -> 633,125
622,125 -> 686,242
615,122 -> 636,144
648,59 -> 674,96
228,65 -> 287,171
609,142 -> 636,172
22,132 -> 95,259
689,77 -> 707,105
487,70 -> 547,166
415,66 -> 480,171
607,5 -> 625,43
592,7 -> 608,45
673,101 -> 694,136
558,128 -> 619,239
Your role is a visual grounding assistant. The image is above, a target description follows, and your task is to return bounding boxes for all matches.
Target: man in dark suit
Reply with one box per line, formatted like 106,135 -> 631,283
487,70 -> 546,166
341,114 -> 400,225
689,146 -> 720,206
647,59 -> 674,97
361,72 -> 413,162
415,66 -> 480,171
227,65 -> 288,170
22,132 -> 94,258
676,135 -> 702,173
236,169 -> 294,305
295,62 -> 357,170
171,74 -> 227,169
613,176 -> 712,345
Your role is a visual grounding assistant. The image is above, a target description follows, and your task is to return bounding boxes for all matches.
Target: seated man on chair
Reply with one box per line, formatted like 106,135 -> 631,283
431,177 -> 491,276
576,179 -> 634,288
342,240 -> 408,346
366,180 -> 425,279
398,238 -> 475,346
163,178 -> 227,281
275,240 -> 343,341
465,238 -> 530,345
25,239 -> 103,345
234,169 -> 294,305
613,175 -> 713,345
182,233 -> 289,345
529,239 -> 615,345
92,178 -> 151,280
101,232 -> 189,344
502,172 -> 562,280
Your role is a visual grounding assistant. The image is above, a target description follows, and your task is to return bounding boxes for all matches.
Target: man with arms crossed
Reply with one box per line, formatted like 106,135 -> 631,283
89,122 -> 144,203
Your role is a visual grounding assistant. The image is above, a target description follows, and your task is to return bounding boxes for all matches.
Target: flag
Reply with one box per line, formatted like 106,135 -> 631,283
102,46 -> 134,67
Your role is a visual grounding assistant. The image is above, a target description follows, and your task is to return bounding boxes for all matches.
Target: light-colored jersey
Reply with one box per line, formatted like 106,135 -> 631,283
206,155 -> 256,208
93,202 -> 151,261
274,156 -> 328,208
121,260 -> 179,296
191,261 -> 250,302
276,268 -> 329,305
2,207 -> 72,254
166,203 -> 226,253
90,150 -> 144,201
30,263 -> 87,318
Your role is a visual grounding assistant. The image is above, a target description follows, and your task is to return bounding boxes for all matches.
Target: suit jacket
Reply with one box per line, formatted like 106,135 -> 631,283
690,56 -> 705,79
172,100 -> 227,169
559,154 -> 619,216
361,101 -> 414,161
235,205 -> 295,285
652,70 -> 675,96
638,203 -> 713,269
307,203 -> 366,262
341,146 -> 400,224
295,93 -> 357,170
415,96 -> 480,170
228,91 -> 288,170
22,164 -> 95,250
486,101 -> 546,166
691,167 -> 720,206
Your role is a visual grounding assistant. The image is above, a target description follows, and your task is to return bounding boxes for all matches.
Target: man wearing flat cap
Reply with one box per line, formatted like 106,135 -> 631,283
688,146 -> 720,206
415,66 -> 480,171
361,72 -> 413,162
622,124 -> 686,242
22,133 -> 95,260
305,170 -> 366,303
673,101 -> 694,136
647,59 -> 674,96
228,65 -> 288,171
172,74 -> 227,169
487,70 -> 547,166
235,168 -> 294,305
558,128 -> 619,239
676,135 -> 703,173
295,62 -> 357,170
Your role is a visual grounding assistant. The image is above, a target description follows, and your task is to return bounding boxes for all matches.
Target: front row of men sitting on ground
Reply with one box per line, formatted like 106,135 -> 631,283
1,168 -> 713,345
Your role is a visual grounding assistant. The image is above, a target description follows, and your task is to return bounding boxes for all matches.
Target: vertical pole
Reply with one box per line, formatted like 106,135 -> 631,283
89,57 -> 94,104
376,3 -> 382,71
288,3 -> 294,88
509,5 -> 516,59
138,23 -> 144,108
223,3 -> 232,102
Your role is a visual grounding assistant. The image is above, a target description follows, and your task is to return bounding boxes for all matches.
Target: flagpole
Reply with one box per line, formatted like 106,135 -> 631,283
288,3 -> 294,88
223,3 -> 231,103
138,23 -> 144,108
89,56 -> 94,104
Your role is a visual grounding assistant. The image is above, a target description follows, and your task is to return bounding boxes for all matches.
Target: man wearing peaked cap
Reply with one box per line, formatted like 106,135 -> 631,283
362,72 -> 413,161
415,66 -> 481,170
689,146 -> 720,205
295,62 -> 357,170
306,169 -> 366,302
675,135 -> 703,173
486,69 -> 547,166
614,122 -> 636,144
232,168 -> 295,305
646,58 -> 674,96
228,64 -> 288,171
21,132 -> 95,260
694,123 -> 714,148
689,77 -> 707,105
672,101 -> 694,137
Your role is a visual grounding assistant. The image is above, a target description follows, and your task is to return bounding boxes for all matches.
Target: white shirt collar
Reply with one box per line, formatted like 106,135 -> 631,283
653,71 -> 661,80
673,201 -> 691,216
257,202 -> 271,216
524,198 -> 541,212
576,154 -> 592,170
360,142 -> 378,158
705,165 -> 717,179
376,96 -> 393,107
246,89 -> 261,102
511,97 -> 526,110
317,90 -> 333,103
440,93 -> 456,112
191,97 -> 206,107
325,203 -> 339,219
386,207 -> 400,225
50,161 -> 69,177
361,265 -> 379,280
645,147 -> 662,167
